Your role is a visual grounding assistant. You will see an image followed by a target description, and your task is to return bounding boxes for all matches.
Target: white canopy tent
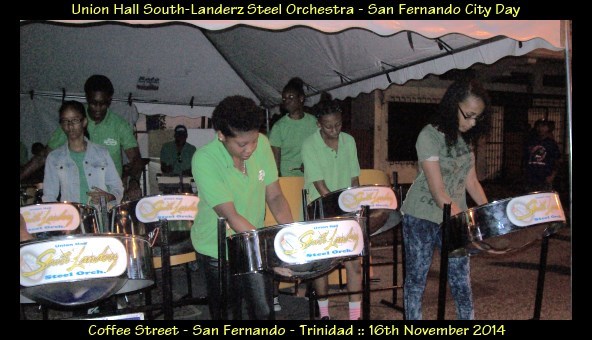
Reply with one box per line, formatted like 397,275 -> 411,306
20,19 -> 571,215
20,20 -> 566,134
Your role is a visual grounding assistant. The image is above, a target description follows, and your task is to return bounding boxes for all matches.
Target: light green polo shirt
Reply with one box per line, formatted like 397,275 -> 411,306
301,130 -> 361,203
191,133 -> 278,259
47,109 -> 138,176
401,124 -> 473,224
269,112 -> 318,177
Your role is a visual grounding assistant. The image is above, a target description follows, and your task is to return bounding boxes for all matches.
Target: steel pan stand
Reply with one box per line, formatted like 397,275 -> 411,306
379,171 -> 405,315
217,217 -> 228,320
361,205 -> 371,320
305,205 -> 372,320
437,203 -> 452,320
159,218 -> 174,319
141,217 -> 207,320
532,234 -> 551,320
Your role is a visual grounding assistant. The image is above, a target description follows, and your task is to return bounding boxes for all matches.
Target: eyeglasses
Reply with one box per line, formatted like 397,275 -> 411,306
458,105 -> 485,122
177,152 -> 182,163
59,118 -> 83,126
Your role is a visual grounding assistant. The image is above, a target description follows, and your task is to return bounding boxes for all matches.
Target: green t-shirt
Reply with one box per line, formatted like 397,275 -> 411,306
160,141 -> 197,175
301,130 -> 361,203
69,150 -> 90,204
268,113 -> 318,177
47,109 -> 138,176
190,134 -> 278,259
401,124 -> 473,224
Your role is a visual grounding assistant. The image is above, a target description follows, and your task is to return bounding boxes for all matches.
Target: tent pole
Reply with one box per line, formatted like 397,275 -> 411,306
562,20 -> 572,233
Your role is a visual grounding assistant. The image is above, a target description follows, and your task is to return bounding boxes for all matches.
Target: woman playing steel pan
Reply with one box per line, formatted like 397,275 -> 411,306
191,95 -> 293,320
42,100 -> 123,209
400,79 -> 490,320
301,93 -> 362,320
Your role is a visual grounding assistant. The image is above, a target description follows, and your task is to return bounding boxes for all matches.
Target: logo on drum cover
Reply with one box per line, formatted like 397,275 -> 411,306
506,193 -> 566,227
338,186 -> 397,212
136,195 -> 199,223
20,237 -> 127,287
273,220 -> 364,264
20,203 -> 81,233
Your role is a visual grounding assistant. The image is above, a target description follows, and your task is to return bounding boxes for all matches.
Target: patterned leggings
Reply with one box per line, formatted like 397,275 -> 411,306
402,214 -> 474,320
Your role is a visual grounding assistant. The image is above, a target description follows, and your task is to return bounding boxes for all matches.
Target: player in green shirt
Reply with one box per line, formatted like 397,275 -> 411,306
301,94 -> 362,320
191,95 -> 293,320
20,75 -> 143,200
269,77 -> 318,177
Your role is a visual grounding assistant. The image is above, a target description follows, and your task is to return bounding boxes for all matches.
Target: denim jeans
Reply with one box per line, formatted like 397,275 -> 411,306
197,253 -> 274,320
402,214 -> 474,320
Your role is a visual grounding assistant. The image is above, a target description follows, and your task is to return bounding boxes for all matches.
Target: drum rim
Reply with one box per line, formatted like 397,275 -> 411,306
308,184 -> 394,206
111,192 -> 198,209
226,216 -> 361,240
20,233 -> 151,246
468,190 -> 559,211
20,201 -> 97,210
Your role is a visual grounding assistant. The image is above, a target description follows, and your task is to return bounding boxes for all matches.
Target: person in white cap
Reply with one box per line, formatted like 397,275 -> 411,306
160,124 -> 197,176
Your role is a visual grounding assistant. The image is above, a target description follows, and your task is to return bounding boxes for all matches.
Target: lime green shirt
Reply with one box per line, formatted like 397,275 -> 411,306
190,134 -> 278,259
47,109 -> 138,176
301,130 -> 361,203
69,150 -> 90,204
268,112 -> 318,176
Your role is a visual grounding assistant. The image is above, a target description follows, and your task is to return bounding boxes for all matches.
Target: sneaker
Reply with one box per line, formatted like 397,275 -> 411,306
320,316 -> 331,320
273,296 -> 282,312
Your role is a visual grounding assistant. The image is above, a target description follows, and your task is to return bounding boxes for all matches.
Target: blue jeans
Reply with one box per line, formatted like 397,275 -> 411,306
197,253 -> 274,320
402,214 -> 474,320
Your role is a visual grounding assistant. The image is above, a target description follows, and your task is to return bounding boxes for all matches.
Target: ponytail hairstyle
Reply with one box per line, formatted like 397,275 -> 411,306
282,77 -> 305,98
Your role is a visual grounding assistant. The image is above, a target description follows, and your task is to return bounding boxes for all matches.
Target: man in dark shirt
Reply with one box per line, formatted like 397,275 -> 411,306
523,119 -> 561,192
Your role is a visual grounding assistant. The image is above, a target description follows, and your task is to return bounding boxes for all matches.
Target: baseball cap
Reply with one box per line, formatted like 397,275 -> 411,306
174,125 -> 188,136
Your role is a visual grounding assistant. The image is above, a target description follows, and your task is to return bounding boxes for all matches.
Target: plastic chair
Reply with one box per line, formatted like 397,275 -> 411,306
264,176 -> 305,226
359,169 -> 390,186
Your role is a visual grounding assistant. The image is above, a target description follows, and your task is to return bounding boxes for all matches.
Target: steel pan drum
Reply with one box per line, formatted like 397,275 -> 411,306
109,194 -> 199,256
227,217 -> 366,281
20,202 -> 154,306
20,202 -> 102,241
20,234 -> 153,306
445,191 -> 566,257
307,185 -> 400,236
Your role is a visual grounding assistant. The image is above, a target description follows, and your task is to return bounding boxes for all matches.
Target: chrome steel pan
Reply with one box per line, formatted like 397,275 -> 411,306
227,217 -> 366,281
306,185 -> 400,236
20,202 -> 101,241
20,234 -> 154,307
109,194 -> 198,255
445,191 -> 566,257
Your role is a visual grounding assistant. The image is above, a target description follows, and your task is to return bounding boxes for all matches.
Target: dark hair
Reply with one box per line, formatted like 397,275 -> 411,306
534,119 -> 553,130
31,142 -> 45,156
313,92 -> 341,118
84,74 -> 114,96
282,77 -> 305,98
432,79 -> 491,149
212,96 -> 263,137
59,100 -> 90,139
